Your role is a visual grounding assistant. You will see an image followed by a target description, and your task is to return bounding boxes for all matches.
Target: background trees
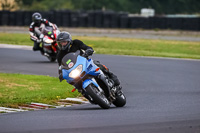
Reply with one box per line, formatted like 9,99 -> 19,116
3,0 -> 200,14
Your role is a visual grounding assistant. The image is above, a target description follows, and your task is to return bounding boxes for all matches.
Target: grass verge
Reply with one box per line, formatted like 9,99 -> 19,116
0,73 -> 79,108
0,33 -> 200,59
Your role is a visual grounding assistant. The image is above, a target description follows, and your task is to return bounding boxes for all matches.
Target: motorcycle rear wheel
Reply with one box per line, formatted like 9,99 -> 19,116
113,91 -> 126,107
85,84 -> 110,109
48,57 -> 56,62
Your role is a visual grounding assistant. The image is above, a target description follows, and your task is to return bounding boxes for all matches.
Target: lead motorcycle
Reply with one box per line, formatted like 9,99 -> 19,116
60,50 -> 126,109
36,24 -> 60,62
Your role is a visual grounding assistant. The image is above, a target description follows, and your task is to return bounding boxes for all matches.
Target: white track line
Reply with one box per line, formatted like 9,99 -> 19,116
0,44 -> 32,50
0,107 -> 27,113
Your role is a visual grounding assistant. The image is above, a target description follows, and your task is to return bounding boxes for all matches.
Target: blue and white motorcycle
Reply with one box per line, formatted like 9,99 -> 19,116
60,50 -> 126,109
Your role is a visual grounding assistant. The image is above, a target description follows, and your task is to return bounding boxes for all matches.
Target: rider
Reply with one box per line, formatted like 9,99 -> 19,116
29,12 -> 56,54
56,31 -> 121,88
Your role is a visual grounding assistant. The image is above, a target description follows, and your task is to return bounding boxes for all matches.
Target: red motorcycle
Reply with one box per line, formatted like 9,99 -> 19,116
39,25 -> 60,62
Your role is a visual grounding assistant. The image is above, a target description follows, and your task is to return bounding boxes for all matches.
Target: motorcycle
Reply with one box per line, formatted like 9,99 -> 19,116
60,50 -> 126,109
36,24 -> 60,62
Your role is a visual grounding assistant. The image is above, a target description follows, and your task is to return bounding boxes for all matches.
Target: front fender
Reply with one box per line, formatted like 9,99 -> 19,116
82,79 -> 99,89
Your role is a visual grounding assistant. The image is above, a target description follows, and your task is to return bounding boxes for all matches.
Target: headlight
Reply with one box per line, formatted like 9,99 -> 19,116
44,38 -> 54,43
69,65 -> 82,78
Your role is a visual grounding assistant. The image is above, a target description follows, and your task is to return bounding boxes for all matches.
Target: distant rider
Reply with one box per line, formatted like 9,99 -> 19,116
56,31 -> 121,88
29,12 -> 57,54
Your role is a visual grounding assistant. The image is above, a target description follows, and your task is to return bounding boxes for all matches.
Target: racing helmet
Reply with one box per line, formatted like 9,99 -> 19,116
56,32 -> 72,50
32,12 -> 42,24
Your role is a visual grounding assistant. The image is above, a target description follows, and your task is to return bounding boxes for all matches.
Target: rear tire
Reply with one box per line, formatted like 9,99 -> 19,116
113,91 -> 126,107
48,56 -> 56,62
85,84 -> 110,109
49,57 -> 56,62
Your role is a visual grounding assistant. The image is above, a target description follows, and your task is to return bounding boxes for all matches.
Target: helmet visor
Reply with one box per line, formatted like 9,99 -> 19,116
34,19 -> 41,24
58,41 -> 70,50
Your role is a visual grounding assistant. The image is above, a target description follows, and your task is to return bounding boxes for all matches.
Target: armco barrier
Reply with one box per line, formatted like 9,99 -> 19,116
94,10 -> 103,28
149,17 -> 167,29
8,11 -> 16,26
53,10 -> 62,26
103,11 -> 111,28
0,10 -> 199,31
166,18 -> 183,30
87,11 -> 95,27
70,11 -> 79,27
118,12 -> 129,28
129,17 -> 150,29
0,10 -> 9,26
79,13 -> 88,27
181,18 -> 199,31
61,10 -> 71,27
110,13 -> 119,28
103,11 -> 117,28
0,11 -> 1,25
15,11 -> 24,26
24,11 -> 32,26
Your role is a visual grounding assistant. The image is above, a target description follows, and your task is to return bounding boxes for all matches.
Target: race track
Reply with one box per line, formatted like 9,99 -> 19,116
0,47 -> 200,133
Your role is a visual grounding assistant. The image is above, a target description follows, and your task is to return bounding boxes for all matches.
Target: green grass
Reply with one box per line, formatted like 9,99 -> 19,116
0,73 -> 79,108
77,36 -> 200,59
0,33 -> 200,59
0,33 -> 31,46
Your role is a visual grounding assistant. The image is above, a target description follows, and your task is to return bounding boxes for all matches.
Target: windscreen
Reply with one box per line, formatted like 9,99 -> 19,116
41,26 -> 53,35
61,50 -> 80,70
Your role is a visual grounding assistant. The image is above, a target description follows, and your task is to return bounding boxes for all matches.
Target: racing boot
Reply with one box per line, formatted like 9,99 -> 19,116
107,71 -> 120,86
33,41 -> 44,55
93,60 -> 121,86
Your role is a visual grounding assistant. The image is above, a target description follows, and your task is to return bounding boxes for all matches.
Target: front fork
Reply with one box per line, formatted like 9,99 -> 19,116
52,43 -> 59,53
96,73 -> 116,102
74,72 -> 116,103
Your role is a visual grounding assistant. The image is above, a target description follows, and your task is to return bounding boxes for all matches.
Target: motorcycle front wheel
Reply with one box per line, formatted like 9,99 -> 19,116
85,84 -> 110,109
113,90 -> 126,107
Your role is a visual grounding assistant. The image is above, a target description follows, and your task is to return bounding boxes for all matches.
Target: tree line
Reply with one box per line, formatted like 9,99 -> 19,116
1,0 -> 200,14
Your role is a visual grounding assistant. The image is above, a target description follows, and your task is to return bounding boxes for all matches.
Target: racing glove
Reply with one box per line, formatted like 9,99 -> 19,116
58,66 -> 64,82
39,34 -> 44,39
59,73 -> 64,82
84,49 -> 94,57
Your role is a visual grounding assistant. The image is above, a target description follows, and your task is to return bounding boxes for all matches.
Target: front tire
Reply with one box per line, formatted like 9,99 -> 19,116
85,84 -> 110,109
113,91 -> 126,107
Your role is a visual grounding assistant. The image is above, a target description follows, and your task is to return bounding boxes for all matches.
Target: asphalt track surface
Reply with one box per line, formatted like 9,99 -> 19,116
0,47 -> 200,133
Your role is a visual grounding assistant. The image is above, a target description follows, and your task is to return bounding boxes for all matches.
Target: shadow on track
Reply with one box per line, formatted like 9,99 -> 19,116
60,105 -> 125,111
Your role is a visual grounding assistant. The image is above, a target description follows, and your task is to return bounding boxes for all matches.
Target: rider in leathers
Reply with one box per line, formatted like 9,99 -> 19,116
56,32 -> 121,90
29,12 -> 56,54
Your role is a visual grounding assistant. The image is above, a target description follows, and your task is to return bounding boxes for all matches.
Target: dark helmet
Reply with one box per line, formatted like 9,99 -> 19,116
56,32 -> 72,50
32,12 -> 42,24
